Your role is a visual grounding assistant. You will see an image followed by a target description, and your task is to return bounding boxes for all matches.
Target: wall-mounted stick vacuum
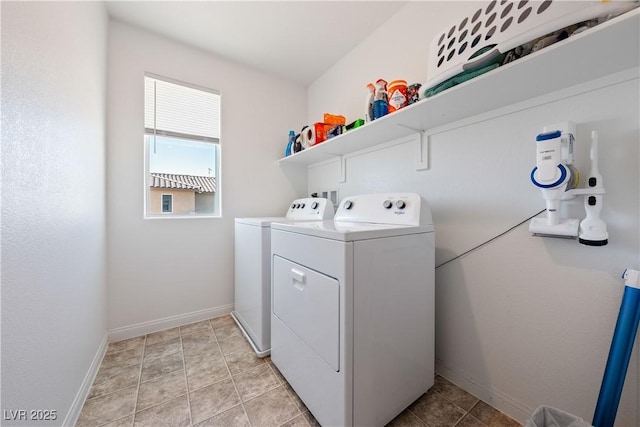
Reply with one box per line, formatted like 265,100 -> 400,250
529,122 -> 608,245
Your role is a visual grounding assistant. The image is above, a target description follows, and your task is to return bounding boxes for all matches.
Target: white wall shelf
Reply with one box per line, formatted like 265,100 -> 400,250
278,8 -> 639,167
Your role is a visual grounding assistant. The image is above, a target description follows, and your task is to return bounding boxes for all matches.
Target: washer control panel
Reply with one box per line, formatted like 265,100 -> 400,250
286,198 -> 334,220
335,193 -> 424,226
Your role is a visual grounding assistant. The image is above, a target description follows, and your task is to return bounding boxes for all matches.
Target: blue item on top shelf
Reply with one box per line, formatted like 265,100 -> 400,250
285,130 -> 295,156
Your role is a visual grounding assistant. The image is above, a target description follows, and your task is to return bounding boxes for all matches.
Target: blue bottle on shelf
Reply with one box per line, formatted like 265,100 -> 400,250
285,130 -> 295,156
372,79 -> 388,120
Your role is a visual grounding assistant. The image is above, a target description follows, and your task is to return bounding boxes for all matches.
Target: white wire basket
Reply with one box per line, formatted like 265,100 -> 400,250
426,0 -> 638,89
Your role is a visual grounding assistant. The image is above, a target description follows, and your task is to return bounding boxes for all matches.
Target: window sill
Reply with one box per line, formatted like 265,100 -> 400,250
144,214 -> 222,220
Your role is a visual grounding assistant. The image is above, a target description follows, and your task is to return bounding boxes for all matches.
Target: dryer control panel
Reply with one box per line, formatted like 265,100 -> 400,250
334,193 -> 430,226
285,198 -> 334,220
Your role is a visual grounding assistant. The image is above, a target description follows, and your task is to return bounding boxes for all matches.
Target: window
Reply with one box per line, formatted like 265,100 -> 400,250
144,74 -> 221,218
161,194 -> 173,213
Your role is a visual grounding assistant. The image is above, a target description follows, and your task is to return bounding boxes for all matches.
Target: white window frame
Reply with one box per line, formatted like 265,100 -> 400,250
143,73 -> 221,219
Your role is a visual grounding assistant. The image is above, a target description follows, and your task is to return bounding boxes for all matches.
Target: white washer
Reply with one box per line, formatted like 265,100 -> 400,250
271,193 -> 435,426
232,198 -> 333,357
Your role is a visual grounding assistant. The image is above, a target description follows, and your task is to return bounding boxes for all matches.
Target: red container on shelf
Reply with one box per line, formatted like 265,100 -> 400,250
387,79 -> 408,113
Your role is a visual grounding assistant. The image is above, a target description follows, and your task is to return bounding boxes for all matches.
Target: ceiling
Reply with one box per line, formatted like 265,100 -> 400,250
106,1 -> 409,86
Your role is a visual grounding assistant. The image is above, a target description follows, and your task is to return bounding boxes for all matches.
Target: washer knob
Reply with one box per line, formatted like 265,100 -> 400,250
396,200 -> 406,209
291,203 -> 296,209
311,201 -> 318,209
383,200 -> 393,209
300,203 -> 305,209
344,200 -> 353,210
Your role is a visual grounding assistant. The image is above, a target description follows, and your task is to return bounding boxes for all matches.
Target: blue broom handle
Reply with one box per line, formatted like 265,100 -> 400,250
593,269 -> 640,427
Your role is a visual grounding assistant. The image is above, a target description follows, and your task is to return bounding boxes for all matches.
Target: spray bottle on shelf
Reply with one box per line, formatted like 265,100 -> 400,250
365,83 -> 375,122
372,79 -> 388,120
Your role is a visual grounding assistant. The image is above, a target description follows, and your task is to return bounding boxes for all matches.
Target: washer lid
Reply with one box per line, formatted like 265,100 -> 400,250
235,217 -> 288,227
271,220 -> 433,241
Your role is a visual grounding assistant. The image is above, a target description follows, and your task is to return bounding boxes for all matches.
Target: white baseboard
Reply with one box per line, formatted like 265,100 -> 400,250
108,304 -> 234,342
435,359 -> 534,424
63,333 -> 108,427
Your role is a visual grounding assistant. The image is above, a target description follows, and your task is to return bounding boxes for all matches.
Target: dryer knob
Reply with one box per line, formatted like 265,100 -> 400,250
396,200 -> 406,209
311,201 -> 318,209
291,203 -> 296,209
383,200 -> 393,209
344,200 -> 353,210
300,203 -> 305,209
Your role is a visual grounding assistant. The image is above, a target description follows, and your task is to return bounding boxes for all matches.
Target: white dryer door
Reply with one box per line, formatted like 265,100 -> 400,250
273,255 -> 340,371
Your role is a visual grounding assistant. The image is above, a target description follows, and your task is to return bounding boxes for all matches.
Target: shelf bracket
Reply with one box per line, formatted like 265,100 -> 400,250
397,124 -> 429,171
339,155 -> 346,183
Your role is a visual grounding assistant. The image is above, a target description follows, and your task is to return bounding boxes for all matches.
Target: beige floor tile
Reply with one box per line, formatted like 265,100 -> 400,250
145,327 -> 180,346
268,361 -> 286,384
185,352 -> 230,391
143,336 -> 182,361
212,322 -> 241,340
77,386 -> 137,427
301,411 -> 321,427
386,409 -> 428,427
140,350 -> 184,383
193,404 -> 250,427
134,394 -> 190,427
136,369 -> 187,411
456,413 -> 487,427
233,363 -> 280,402
224,350 -> 266,376
107,337 -> 145,355
182,332 -> 219,360
189,378 -> 241,424
181,320 -> 213,337
408,389 -> 466,426
280,412 -> 312,427
487,413 -> 522,427
89,363 -> 141,400
244,385 -> 301,427
470,401 -> 521,427
218,334 -> 252,356
432,375 -> 479,411
101,347 -> 144,372
100,415 -> 134,427
210,315 -> 235,330
283,383 -> 307,412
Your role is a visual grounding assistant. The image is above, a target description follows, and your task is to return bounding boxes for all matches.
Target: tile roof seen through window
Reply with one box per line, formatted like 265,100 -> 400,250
149,173 -> 216,193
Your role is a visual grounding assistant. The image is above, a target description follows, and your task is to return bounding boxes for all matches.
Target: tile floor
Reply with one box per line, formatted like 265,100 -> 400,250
78,315 -> 522,427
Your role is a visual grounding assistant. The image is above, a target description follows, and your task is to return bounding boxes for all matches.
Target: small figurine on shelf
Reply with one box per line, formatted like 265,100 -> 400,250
293,132 -> 303,153
407,83 -> 422,105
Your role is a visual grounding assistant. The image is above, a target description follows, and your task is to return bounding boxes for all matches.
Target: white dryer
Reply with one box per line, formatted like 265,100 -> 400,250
232,198 -> 333,357
271,193 -> 435,426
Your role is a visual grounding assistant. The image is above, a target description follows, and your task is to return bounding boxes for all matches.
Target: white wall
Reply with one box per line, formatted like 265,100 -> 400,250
1,2 -> 108,425
107,21 -> 307,337
307,2 -> 639,425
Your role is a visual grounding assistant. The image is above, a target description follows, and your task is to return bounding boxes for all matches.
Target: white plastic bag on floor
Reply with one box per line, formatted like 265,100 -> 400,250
525,406 -> 592,427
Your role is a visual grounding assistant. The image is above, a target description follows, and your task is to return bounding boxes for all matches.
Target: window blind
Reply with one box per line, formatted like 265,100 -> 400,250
144,75 -> 220,143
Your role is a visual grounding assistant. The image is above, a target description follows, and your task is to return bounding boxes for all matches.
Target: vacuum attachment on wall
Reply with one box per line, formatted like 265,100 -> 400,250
577,131 -> 609,246
529,122 -> 608,245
